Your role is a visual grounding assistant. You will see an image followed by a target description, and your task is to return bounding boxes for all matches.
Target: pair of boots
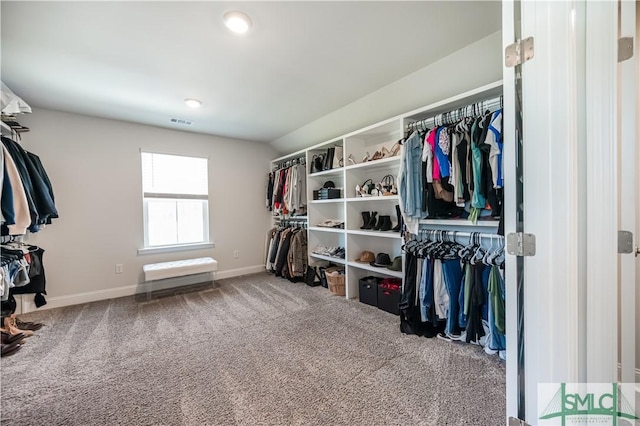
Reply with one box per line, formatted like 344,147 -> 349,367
360,211 -> 392,231
360,205 -> 403,232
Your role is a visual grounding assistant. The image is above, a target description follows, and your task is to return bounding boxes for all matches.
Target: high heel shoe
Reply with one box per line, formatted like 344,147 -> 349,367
370,151 -> 383,161
380,146 -> 391,158
389,142 -> 401,157
348,154 -> 357,165
361,152 -> 371,163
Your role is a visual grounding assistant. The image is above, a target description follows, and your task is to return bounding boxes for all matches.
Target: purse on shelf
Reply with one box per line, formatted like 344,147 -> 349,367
380,175 -> 398,196
323,147 -> 335,170
355,178 -> 376,197
311,154 -> 325,174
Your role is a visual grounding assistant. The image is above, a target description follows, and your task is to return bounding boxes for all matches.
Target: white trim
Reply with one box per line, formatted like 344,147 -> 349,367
137,242 -> 214,255
618,0 -> 637,387
214,265 -> 266,280
585,0 -> 619,384
18,265 -> 265,313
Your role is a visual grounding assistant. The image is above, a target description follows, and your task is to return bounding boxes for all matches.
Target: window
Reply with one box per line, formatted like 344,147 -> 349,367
141,152 -> 209,249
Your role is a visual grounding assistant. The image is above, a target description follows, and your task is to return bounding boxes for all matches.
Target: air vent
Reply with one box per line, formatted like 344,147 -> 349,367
170,118 -> 193,126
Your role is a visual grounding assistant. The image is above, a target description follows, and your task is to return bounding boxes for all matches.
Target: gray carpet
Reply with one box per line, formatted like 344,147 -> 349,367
1,273 -> 505,425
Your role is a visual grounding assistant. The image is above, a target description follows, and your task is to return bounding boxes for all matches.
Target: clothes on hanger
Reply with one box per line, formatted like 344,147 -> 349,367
1,136 -> 58,235
265,222 -> 308,282
0,241 -> 48,314
400,232 -> 506,358
398,105 -> 504,229
267,161 -> 307,216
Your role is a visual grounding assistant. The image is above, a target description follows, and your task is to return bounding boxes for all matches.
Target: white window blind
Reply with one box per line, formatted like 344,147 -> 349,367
141,152 -> 210,249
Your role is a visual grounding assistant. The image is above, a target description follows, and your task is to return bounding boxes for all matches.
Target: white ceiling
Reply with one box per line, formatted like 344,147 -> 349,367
1,1 -> 501,144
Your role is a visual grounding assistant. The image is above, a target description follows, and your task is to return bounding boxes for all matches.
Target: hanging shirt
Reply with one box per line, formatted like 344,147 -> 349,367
433,260 -> 449,320
435,126 -> 451,178
485,110 -> 503,188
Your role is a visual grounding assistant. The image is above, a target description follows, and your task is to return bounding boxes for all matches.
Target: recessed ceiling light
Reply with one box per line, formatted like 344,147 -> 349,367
224,11 -> 252,34
184,98 -> 202,108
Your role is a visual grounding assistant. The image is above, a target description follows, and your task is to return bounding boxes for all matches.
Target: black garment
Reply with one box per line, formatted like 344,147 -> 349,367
274,230 -> 293,277
465,263 -> 486,344
267,172 -> 274,211
1,294 -> 17,317
12,248 -> 46,295
268,230 -> 282,268
2,137 -> 58,231
25,152 -> 57,225
2,137 -> 38,230
399,253 -> 442,337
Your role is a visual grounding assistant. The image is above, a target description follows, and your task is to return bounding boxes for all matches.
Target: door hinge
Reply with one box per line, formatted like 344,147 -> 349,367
618,37 -> 634,62
618,230 -> 634,254
508,417 -> 531,426
507,232 -> 536,257
505,37 -> 534,68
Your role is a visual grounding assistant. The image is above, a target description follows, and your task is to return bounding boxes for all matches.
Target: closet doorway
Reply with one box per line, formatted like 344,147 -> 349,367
503,0 -> 638,424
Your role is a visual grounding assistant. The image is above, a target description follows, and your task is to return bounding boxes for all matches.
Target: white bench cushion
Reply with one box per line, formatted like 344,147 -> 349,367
143,257 -> 218,281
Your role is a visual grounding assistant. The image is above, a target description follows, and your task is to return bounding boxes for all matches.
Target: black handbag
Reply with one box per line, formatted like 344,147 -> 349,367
323,147 -> 334,170
304,266 -> 321,287
311,154 -> 325,174
318,266 -> 328,288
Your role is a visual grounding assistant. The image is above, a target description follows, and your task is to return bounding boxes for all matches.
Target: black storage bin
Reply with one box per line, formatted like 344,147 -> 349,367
377,285 -> 401,315
313,188 -> 341,200
358,276 -> 379,307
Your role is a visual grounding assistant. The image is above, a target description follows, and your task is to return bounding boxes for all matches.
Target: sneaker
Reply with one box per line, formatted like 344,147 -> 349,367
436,332 -> 452,342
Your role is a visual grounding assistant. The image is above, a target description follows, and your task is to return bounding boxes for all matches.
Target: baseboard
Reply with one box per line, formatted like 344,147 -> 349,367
216,264 -> 265,280
19,265 -> 266,313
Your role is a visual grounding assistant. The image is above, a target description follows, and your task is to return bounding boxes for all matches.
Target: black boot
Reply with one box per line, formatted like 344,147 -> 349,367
365,212 -> 377,229
392,205 -> 403,232
374,215 -> 385,230
379,215 -> 392,231
360,212 -> 371,229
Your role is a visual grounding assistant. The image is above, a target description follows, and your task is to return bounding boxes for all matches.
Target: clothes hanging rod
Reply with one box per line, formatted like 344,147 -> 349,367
273,156 -> 306,171
406,95 -> 503,132
416,229 -> 504,242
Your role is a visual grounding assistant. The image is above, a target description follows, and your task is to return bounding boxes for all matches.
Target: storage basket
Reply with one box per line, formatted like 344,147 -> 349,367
325,267 -> 345,296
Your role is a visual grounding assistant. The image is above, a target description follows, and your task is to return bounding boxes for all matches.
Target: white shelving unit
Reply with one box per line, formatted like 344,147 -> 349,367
270,80 -> 503,302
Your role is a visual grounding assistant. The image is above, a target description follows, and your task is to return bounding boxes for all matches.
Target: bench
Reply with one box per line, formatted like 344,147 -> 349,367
142,257 -> 218,298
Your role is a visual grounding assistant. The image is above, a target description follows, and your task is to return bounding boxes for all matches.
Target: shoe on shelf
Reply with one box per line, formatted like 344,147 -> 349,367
370,151 -> 383,161
389,142 -> 401,157
381,146 -> 391,158
348,154 -> 357,165
361,152 -> 371,163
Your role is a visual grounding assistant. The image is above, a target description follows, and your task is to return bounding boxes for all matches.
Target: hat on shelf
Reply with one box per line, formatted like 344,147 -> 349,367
323,181 -> 336,188
370,253 -> 392,267
354,250 -> 375,263
386,256 -> 402,271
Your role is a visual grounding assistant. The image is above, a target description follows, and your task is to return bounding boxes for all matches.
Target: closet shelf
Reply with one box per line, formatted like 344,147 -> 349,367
309,199 -> 343,204
347,261 -> 403,278
345,156 -> 400,172
346,230 -> 401,239
308,226 -> 345,234
419,219 -> 500,228
308,168 -> 343,178
310,253 -> 346,264
345,195 -> 399,203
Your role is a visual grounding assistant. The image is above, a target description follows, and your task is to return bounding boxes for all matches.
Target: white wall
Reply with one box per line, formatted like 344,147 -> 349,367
270,31 -> 502,154
15,108 -> 275,311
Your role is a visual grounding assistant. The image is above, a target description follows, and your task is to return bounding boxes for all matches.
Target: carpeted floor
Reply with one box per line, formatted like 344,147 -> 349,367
1,272 -> 505,425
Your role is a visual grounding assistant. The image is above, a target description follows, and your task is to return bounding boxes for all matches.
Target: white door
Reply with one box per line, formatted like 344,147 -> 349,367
503,0 -> 637,424
618,0 -> 637,389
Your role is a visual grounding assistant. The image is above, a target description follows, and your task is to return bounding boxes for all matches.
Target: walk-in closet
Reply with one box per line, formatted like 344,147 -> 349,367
1,1 -> 637,426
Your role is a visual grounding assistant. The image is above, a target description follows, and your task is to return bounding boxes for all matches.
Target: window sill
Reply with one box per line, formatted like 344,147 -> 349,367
137,242 -> 215,255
